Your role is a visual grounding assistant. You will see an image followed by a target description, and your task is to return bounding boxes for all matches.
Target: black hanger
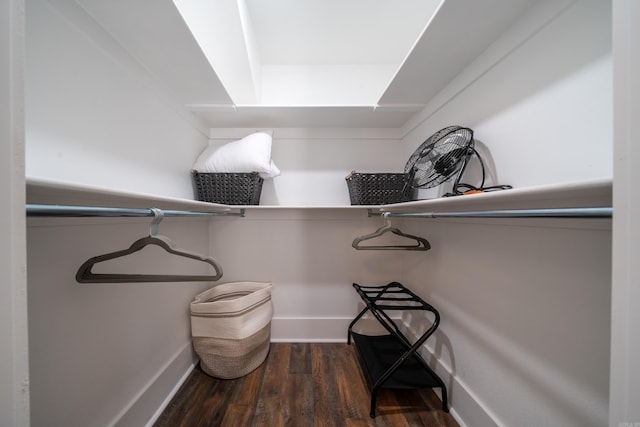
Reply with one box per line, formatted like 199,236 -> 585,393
76,208 -> 223,283
352,213 -> 431,251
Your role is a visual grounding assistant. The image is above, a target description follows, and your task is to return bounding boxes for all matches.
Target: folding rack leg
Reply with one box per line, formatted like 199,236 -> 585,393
347,306 -> 369,344
370,388 -> 378,418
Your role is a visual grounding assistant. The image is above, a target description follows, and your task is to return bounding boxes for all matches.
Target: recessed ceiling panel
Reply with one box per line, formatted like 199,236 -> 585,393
378,0 -> 538,105
75,0 -> 233,105
245,0 -> 441,66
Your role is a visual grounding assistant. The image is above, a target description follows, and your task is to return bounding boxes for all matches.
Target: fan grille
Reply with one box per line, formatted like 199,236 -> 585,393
404,126 -> 474,189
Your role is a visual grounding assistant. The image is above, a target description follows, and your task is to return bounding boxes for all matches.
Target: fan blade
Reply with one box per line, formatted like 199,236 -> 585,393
434,148 -> 467,176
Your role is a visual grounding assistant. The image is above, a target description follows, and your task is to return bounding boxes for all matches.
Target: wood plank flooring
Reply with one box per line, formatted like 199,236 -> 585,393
154,343 -> 458,427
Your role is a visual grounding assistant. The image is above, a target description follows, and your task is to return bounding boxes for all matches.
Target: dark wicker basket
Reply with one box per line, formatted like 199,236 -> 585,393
345,172 -> 412,205
192,172 -> 263,205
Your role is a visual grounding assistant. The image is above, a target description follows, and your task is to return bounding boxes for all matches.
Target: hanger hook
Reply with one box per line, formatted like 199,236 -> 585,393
149,207 -> 164,236
382,211 -> 391,227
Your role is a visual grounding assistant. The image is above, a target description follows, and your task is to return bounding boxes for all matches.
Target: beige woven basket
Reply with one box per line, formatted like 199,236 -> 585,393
190,282 -> 273,379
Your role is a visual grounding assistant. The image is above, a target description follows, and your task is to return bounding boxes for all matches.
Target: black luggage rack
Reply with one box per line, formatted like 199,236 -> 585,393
348,281 -> 448,418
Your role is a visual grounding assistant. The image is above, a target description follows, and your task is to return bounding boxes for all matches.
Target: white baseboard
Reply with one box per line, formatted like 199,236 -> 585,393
109,342 -> 198,427
271,316 -> 352,342
271,315 -> 398,342
403,325 -> 499,427
143,359 -> 197,427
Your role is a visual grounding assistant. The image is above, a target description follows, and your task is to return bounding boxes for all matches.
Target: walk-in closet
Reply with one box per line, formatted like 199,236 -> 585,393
2,0 -> 639,426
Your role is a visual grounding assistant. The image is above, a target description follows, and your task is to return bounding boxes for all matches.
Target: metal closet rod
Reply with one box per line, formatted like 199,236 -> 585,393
26,203 -> 245,218
369,207 -> 612,219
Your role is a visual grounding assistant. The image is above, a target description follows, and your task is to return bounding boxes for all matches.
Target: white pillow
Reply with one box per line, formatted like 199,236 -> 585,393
192,131 -> 280,178
266,159 -> 281,178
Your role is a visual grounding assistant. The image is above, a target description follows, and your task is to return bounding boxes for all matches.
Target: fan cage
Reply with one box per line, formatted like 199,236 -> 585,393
405,126 -> 474,190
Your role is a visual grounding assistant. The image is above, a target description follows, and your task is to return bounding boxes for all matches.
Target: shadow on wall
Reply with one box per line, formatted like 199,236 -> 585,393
437,297 -> 607,427
465,139 -> 503,190
442,0 -> 609,130
400,311 -> 457,403
396,218 -> 611,427
424,138 -> 505,199
404,0 -> 612,170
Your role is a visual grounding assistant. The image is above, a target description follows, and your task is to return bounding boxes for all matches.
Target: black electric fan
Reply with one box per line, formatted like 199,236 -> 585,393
404,125 -> 509,197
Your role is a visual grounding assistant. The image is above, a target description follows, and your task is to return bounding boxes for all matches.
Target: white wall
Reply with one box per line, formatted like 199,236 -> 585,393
204,127 -> 410,340
207,209 -> 413,341
25,0 -> 209,199
173,0 -> 259,104
397,1 -> 613,426
27,218 -> 213,427
401,218 -> 611,427
1,0 -> 30,426
402,0 -> 612,196
260,64 -> 397,105
24,0 -> 217,425
209,128 -> 404,206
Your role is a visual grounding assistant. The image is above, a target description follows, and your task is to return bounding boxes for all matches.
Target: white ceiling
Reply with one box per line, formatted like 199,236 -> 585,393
244,0 -> 441,66
173,0 -> 443,106
73,0 -> 537,127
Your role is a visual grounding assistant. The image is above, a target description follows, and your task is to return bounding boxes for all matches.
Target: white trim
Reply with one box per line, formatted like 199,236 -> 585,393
1,0 -> 29,425
610,0 -> 640,425
271,316 -> 353,342
144,363 -> 197,427
271,316 -> 401,343
110,342 -> 198,427
208,127 -> 403,140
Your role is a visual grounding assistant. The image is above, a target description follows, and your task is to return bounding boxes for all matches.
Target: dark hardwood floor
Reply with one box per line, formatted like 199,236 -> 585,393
154,343 -> 458,427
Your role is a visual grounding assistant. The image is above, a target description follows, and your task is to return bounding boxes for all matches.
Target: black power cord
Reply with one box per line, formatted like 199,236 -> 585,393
442,147 -> 512,197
